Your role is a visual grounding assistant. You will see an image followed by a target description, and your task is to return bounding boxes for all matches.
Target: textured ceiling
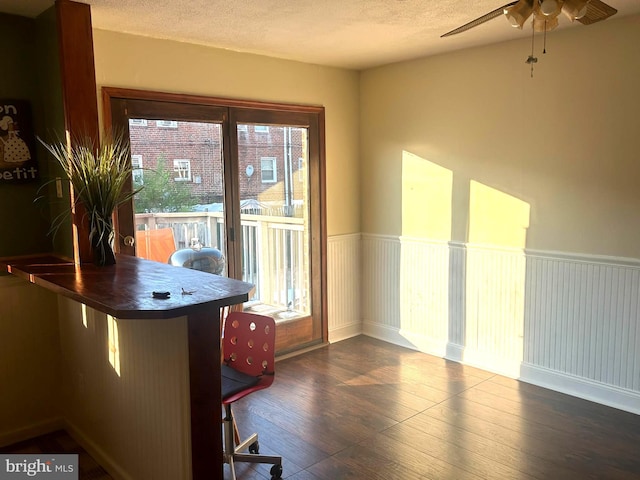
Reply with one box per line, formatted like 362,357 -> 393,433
1,0 -> 639,70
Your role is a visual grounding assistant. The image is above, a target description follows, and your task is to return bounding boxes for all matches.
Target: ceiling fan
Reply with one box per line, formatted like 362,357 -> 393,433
441,0 -> 617,76
441,0 -> 618,38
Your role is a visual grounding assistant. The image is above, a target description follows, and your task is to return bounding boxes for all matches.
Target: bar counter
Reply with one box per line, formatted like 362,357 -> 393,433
1,253 -> 254,480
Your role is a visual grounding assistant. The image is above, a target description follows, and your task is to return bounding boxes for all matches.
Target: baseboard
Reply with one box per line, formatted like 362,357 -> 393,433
364,324 -> 640,416
64,420 -> 133,480
362,321 -> 446,357
0,417 -> 64,448
445,343 -> 522,378
328,322 -> 362,343
276,341 -> 328,361
444,342 -> 464,362
520,363 -> 640,416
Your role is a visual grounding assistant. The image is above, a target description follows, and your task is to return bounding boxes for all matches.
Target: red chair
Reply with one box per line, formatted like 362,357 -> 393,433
222,312 -> 282,480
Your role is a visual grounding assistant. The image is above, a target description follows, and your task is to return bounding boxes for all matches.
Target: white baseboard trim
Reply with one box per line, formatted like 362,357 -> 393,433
64,420 -> 133,480
0,418 -> 64,448
520,363 -> 640,416
444,342 -> 464,362
362,321 -> 447,358
445,343 -> 522,379
329,323 -> 362,343
362,324 -> 640,415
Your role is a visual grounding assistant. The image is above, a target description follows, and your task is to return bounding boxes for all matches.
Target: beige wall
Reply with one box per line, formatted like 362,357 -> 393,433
92,30 -> 361,237
360,14 -> 640,258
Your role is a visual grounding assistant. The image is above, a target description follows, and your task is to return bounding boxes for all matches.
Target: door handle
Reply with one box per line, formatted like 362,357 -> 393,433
123,235 -> 135,247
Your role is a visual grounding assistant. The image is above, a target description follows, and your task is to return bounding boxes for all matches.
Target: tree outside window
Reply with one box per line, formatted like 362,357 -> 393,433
134,156 -> 192,213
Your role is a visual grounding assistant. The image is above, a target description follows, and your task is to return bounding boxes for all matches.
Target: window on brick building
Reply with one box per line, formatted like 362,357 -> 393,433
129,118 -> 147,127
173,159 -> 191,181
157,120 -> 178,128
131,154 -> 143,184
260,157 -> 277,183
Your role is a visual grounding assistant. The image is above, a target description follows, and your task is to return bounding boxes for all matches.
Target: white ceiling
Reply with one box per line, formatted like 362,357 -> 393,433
1,0 -> 639,70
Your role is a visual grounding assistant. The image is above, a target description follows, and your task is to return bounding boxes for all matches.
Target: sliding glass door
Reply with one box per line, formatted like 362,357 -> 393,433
106,89 -> 326,353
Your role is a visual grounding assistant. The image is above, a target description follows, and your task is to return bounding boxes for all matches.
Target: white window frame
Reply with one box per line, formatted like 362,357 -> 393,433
157,120 -> 178,128
260,157 -> 277,184
173,159 -> 192,182
129,118 -> 148,127
131,154 -> 144,184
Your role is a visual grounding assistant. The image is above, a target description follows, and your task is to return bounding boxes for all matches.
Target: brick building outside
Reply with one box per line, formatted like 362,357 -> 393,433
128,119 -> 306,215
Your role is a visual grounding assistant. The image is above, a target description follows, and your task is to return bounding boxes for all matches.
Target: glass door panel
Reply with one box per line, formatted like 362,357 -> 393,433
237,124 -> 311,321
106,91 -> 325,355
128,118 -> 227,274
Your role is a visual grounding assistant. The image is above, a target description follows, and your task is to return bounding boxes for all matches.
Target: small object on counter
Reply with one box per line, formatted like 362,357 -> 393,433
152,291 -> 171,299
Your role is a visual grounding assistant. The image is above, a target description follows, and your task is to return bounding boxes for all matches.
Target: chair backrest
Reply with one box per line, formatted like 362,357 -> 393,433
223,312 -> 276,379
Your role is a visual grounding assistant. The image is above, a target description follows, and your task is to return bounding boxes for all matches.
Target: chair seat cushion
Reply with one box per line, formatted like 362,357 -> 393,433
222,364 -> 260,399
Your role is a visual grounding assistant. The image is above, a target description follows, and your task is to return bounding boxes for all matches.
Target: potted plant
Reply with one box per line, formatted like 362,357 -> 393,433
40,131 -> 141,266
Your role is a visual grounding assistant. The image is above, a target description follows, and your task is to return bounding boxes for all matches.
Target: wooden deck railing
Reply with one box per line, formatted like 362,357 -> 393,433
135,211 -> 308,314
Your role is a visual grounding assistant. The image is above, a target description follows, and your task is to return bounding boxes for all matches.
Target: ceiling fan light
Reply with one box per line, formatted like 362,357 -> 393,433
504,0 -> 535,29
562,0 -> 590,21
539,0 -> 562,16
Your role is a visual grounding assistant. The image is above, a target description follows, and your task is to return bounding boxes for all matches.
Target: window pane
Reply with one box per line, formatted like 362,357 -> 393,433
131,154 -> 143,184
129,119 -> 226,270
156,120 -> 177,128
260,157 -> 276,183
173,159 -> 192,181
238,124 -> 311,319
129,118 -> 147,127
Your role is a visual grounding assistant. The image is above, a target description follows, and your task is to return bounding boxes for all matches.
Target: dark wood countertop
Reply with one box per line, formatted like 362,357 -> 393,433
0,254 -> 254,319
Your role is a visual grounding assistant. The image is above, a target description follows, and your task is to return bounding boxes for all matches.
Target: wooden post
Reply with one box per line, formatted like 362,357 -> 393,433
187,308 -> 223,480
56,0 -> 100,264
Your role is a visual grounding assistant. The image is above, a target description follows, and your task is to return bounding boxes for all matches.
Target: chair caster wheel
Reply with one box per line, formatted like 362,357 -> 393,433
249,441 -> 259,454
270,463 -> 283,479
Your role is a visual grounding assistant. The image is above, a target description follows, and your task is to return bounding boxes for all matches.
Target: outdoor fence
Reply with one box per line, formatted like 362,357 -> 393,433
135,211 -> 308,314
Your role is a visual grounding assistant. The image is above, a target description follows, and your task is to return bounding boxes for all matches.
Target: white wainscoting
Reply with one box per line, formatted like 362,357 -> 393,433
327,234 -> 362,342
360,234 -> 640,415
521,251 -> 640,413
57,298 -> 192,480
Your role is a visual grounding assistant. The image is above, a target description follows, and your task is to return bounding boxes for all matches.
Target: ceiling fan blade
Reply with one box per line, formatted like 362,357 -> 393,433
441,2 -> 518,37
577,0 -> 618,25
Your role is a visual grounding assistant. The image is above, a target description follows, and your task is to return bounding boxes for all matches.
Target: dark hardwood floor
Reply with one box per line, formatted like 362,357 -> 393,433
230,335 -> 640,480
0,429 -> 111,480
4,335 -> 640,479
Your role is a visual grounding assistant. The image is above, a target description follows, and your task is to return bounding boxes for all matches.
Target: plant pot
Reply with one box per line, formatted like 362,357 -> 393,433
90,217 -> 116,266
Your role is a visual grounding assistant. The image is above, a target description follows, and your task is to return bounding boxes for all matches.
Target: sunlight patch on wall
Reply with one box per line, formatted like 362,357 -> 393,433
81,303 -> 88,328
465,181 -> 530,377
398,152 -> 453,351
468,181 -> 530,248
107,315 -> 121,377
401,151 -> 452,239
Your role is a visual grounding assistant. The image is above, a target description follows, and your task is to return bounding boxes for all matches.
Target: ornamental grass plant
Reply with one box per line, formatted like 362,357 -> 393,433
39,131 -> 141,265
